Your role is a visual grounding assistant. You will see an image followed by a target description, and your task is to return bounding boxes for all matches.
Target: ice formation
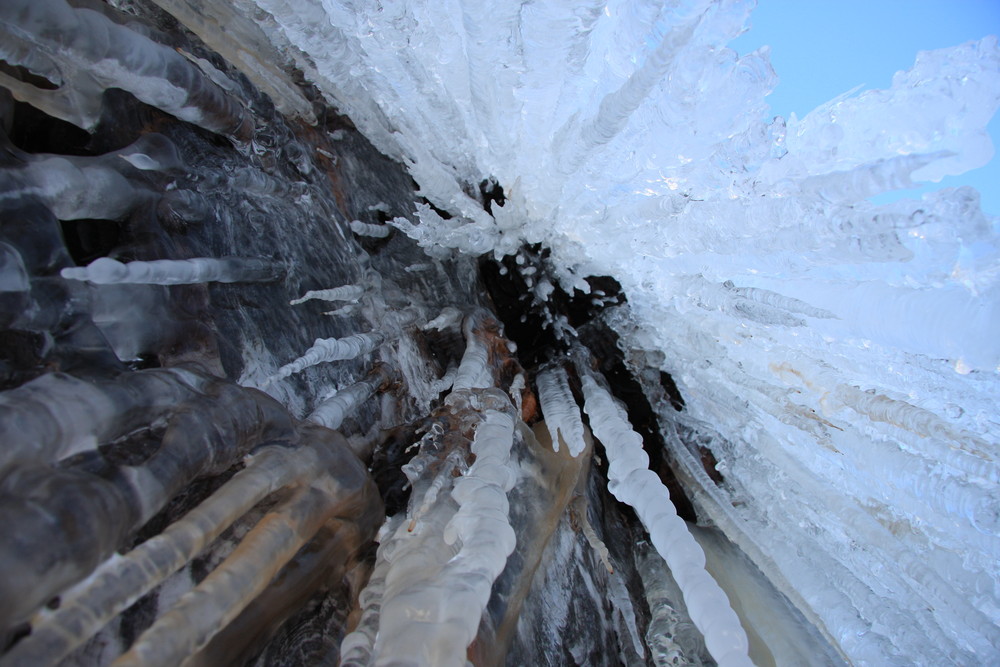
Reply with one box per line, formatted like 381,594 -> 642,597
244,3 -> 1000,663
289,284 -> 365,305
0,0 -> 251,137
268,332 -> 385,384
0,0 -> 998,665
61,257 -> 280,285
581,371 -> 751,666
349,220 -> 391,238
536,365 -> 587,456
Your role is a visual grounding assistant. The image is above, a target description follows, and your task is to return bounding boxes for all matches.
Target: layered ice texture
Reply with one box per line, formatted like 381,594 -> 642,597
226,0 -> 996,663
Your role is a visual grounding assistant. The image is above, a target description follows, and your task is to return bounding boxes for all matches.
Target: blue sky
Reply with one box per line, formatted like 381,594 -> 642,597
730,0 -> 1000,214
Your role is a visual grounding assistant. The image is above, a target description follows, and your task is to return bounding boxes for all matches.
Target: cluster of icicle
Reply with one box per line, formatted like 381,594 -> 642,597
245,1 -> 1000,661
0,0 -> 251,137
341,403 -> 517,667
0,366 -> 380,666
340,317 -> 518,666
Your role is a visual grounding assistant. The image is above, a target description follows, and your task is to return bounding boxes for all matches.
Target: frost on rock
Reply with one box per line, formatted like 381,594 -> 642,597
61,257 -> 280,285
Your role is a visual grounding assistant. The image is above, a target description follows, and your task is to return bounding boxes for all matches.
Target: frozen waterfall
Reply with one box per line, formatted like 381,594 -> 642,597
0,0 -> 997,665
244,3 -> 999,663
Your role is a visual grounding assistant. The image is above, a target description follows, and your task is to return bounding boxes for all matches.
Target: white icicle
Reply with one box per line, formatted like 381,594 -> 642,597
374,404 -> 517,667
308,378 -> 379,430
580,373 -> 753,667
350,220 -> 392,238
290,284 -> 365,305
60,257 -> 279,285
267,332 -> 384,384
451,315 -> 493,391
536,366 -> 586,456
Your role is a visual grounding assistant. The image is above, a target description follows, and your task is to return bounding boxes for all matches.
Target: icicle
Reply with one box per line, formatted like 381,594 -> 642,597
0,0 -> 251,138
145,0 -> 316,123
60,257 -> 280,285
323,304 -> 360,317
289,284 -> 365,305
267,332 -> 384,384
339,518 -> 397,667
536,366 -> 586,456
308,366 -> 390,430
0,135 -> 182,221
580,373 -> 752,667
2,445 -> 323,666
350,220 -> 391,238
451,313 -> 494,391
113,483 -> 340,667
572,494 -> 613,573
374,402 -> 518,667
422,307 -> 463,332
638,544 -> 710,666
0,367 -> 210,475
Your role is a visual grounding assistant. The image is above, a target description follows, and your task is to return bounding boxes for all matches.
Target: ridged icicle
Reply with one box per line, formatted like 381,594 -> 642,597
580,373 -> 752,667
267,332 -> 384,384
61,257 -> 280,285
349,220 -> 391,238
308,367 -> 389,430
372,403 -> 517,667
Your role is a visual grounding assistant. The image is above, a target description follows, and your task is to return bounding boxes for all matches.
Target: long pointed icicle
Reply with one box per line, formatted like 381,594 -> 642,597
289,284 -> 365,305
267,332 -> 384,384
580,373 -> 753,667
2,445 -> 323,666
536,366 -> 586,456
60,257 -> 280,285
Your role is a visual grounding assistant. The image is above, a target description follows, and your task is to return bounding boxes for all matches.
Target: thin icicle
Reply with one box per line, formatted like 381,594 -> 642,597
580,373 -> 752,667
61,257 -> 280,285
290,284 -> 365,305
267,332 -> 384,384
536,366 -> 586,456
